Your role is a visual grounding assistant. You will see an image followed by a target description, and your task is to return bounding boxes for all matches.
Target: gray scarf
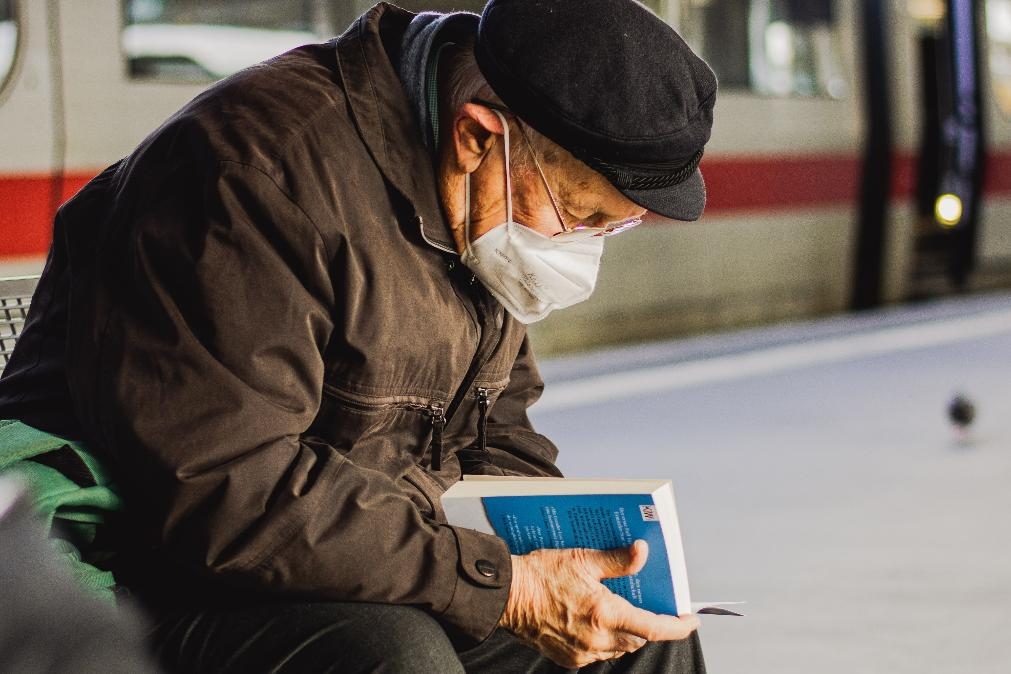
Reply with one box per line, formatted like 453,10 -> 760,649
397,11 -> 480,153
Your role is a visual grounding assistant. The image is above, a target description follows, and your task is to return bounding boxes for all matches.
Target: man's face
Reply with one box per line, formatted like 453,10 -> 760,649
497,118 -> 647,240
439,102 -> 648,254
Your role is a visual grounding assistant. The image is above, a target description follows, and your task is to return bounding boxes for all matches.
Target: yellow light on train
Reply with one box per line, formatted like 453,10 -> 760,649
907,0 -> 945,22
935,194 -> 963,227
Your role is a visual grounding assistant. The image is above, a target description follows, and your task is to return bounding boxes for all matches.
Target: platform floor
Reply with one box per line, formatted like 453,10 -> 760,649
531,292 -> 1011,674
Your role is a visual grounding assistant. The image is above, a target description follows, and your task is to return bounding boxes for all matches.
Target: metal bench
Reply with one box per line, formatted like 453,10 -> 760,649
0,275 -> 41,376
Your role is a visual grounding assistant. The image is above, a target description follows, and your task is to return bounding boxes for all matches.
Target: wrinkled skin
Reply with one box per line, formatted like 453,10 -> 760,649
500,540 -> 700,668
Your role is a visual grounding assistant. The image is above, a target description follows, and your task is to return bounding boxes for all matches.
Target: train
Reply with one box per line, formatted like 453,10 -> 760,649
2,0 -> 1010,353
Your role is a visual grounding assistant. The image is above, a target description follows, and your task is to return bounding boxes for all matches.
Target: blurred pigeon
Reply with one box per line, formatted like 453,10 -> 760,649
948,394 -> 976,429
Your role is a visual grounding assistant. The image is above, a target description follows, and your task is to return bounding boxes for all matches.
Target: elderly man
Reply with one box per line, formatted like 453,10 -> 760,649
0,0 -> 716,671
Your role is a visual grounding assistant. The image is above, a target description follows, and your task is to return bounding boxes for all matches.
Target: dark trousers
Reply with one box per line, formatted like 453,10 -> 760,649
148,600 -> 706,674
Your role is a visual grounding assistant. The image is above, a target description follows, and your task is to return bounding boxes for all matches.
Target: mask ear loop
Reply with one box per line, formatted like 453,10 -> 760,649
490,109 -> 513,225
464,110 -> 513,262
464,172 -> 475,260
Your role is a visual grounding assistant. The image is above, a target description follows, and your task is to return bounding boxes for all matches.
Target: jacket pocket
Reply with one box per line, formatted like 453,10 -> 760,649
313,382 -> 447,473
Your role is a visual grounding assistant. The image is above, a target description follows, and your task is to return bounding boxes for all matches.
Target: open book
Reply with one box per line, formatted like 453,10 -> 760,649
441,476 -> 742,617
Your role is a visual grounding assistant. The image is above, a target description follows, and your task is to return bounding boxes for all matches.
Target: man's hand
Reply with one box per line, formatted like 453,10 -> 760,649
499,540 -> 700,668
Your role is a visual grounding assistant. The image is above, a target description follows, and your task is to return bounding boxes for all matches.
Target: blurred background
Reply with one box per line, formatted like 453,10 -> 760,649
2,2 -> 1011,673
3,0 -> 1011,353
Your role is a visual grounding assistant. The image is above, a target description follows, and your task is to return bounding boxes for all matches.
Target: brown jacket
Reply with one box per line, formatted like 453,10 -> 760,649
0,3 -> 561,643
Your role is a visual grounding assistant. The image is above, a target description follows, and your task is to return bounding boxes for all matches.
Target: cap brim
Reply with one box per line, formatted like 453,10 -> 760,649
619,168 -> 706,222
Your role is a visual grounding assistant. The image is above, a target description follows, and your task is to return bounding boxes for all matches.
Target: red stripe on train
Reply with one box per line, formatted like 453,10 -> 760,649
0,173 -> 91,257
702,154 -> 914,212
3,152 -> 1011,257
703,151 -> 1011,211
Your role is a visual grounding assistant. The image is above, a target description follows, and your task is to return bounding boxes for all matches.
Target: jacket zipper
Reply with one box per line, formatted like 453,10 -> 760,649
322,383 -> 434,412
475,387 -> 490,456
405,222 -> 505,468
428,403 -> 445,471
416,215 -> 456,254
444,289 -> 503,425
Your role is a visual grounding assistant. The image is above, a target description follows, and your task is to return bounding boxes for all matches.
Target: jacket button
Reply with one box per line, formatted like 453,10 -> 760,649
475,559 -> 498,578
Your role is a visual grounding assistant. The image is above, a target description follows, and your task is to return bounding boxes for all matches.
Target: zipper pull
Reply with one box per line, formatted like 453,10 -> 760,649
429,403 -> 445,471
476,388 -> 490,455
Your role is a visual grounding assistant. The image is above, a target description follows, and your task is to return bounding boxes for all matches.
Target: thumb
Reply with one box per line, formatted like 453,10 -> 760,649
586,540 -> 650,580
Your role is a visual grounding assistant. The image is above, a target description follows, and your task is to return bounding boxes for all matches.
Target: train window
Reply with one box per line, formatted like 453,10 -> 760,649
987,0 -> 1011,117
665,0 -> 847,99
121,0 -> 330,82
0,0 -> 17,96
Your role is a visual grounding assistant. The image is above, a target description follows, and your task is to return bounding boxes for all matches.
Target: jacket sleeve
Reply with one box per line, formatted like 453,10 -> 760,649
76,160 -> 511,643
461,335 -> 564,478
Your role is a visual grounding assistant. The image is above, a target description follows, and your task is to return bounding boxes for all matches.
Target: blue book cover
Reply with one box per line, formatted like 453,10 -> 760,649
480,493 -> 680,615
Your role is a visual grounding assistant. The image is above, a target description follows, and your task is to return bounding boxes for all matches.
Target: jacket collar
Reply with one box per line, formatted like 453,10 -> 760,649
335,3 -> 457,253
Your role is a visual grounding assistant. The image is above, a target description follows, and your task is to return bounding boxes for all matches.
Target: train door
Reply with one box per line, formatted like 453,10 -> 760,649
902,0 -> 1011,296
904,0 -> 986,296
0,0 -> 59,273
979,0 -> 1011,286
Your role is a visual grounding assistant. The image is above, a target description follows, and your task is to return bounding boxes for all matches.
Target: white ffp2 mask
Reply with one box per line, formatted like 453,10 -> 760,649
459,111 -> 604,324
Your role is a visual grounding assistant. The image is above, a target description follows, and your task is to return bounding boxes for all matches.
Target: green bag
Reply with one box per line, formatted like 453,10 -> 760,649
0,419 -> 123,602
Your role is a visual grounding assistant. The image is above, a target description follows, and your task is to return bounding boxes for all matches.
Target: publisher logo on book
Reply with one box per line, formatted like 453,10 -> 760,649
639,505 -> 658,522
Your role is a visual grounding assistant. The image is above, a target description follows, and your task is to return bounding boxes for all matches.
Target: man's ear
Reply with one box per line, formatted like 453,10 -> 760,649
452,103 -> 506,173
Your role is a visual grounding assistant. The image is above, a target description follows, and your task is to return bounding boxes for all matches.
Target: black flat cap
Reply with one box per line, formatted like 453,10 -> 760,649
476,0 -> 717,221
